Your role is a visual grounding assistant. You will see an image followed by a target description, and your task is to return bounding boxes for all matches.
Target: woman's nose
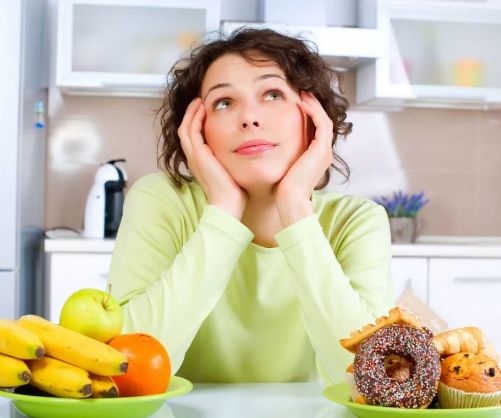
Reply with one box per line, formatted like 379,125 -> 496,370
242,120 -> 260,129
240,102 -> 261,130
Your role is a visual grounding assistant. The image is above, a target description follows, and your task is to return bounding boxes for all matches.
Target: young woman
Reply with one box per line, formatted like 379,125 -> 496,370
108,28 -> 394,385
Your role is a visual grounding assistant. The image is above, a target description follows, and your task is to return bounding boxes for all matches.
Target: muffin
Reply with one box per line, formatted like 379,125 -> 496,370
438,352 -> 501,408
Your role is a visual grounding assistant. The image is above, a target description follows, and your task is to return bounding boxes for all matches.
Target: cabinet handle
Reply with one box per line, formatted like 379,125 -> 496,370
101,81 -> 161,88
454,277 -> 501,283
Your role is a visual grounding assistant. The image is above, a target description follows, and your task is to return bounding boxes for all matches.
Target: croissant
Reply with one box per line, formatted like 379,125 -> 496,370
432,327 -> 499,362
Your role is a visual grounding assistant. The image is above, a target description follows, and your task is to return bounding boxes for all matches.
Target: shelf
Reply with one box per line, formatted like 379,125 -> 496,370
56,72 -> 167,97
359,80 -> 501,109
221,21 -> 384,70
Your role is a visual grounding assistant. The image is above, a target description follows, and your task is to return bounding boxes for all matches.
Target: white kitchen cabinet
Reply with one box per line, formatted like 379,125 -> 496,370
45,252 -> 112,322
357,0 -> 501,109
391,257 -> 428,303
53,0 -> 220,97
428,258 -> 501,352
221,21 -> 383,71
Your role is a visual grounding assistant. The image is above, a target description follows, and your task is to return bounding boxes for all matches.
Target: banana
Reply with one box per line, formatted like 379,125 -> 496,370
27,356 -> 92,398
0,353 -> 31,387
0,318 -> 45,359
89,373 -> 119,398
17,315 -> 128,376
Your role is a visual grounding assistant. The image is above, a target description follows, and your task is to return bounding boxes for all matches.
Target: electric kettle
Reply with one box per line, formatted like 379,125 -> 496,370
83,159 -> 127,238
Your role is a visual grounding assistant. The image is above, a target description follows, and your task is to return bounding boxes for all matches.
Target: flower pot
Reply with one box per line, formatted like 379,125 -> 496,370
389,217 -> 420,243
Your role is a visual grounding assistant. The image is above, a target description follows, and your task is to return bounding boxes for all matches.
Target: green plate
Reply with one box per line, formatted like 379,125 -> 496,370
323,383 -> 501,418
0,376 -> 192,418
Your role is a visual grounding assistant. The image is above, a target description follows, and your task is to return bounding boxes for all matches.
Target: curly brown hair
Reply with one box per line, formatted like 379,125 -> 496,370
156,27 -> 352,189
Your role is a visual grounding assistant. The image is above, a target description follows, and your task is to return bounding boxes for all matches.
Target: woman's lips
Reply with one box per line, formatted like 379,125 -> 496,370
235,140 -> 276,156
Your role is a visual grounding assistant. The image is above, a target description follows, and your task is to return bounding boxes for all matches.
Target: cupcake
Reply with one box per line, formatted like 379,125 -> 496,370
438,352 -> 501,408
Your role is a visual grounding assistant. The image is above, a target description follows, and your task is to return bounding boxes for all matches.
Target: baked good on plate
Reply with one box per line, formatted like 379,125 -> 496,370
353,324 -> 440,408
438,352 -> 501,408
340,307 -> 425,354
433,327 -> 499,363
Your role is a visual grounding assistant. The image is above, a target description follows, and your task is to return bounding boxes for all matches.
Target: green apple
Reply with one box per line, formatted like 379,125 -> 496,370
59,288 -> 123,343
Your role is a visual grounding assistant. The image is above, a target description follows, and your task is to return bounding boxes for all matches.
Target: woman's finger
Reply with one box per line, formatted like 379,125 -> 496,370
178,98 -> 200,136
188,100 -> 206,147
298,94 -> 335,171
299,96 -> 332,151
179,134 -> 192,160
178,98 -> 202,157
301,92 -> 333,136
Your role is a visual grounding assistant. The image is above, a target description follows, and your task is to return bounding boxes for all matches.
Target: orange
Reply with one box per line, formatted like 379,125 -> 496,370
108,333 -> 171,397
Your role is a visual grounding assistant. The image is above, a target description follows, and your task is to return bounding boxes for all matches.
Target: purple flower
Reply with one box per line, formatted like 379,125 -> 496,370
373,191 -> 429,217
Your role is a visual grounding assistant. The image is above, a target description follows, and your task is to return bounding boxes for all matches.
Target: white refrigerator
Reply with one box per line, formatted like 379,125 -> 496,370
0,0 -> 47,319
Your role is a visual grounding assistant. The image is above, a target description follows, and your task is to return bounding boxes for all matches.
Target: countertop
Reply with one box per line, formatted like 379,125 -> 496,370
392,235 -> 501,257
1,382 -> 347,418
45,234 -> 501,258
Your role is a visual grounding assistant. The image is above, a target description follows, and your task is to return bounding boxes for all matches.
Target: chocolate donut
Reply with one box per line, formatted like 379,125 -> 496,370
354,324 -> 440,408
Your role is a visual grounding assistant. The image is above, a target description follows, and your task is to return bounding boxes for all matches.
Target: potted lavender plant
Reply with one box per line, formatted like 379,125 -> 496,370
373,191 -> 429,243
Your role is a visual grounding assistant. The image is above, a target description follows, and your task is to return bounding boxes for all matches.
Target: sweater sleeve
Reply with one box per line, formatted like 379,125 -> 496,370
274,202 -> 394,386
108,183 -> 254,374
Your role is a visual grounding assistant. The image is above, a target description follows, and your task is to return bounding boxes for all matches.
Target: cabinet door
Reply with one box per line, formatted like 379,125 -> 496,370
56,0 -> 220,96
357,0 -> 501,108
429,258 -> 501,351
0,272 -> 16,319
47,253 -> 112,322
391,257 -> 428,304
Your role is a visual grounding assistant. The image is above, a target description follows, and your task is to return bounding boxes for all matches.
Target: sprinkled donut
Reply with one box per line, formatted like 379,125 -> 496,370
354,324 -> 440,408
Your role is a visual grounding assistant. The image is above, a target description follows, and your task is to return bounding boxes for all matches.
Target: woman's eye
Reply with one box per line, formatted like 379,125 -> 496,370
213,98 -> 231,110
264,89 -> 285,101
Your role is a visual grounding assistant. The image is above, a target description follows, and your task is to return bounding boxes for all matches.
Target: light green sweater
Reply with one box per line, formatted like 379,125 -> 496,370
108,172 -> 394,385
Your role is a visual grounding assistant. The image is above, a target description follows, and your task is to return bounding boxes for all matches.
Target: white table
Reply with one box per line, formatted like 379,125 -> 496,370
0,382 -> 350,418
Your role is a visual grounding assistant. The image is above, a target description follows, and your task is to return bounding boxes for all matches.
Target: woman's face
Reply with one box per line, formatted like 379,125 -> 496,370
200,53 -> 308,190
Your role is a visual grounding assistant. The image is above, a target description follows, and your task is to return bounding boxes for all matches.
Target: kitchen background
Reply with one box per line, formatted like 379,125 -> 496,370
45,0 -> 501,236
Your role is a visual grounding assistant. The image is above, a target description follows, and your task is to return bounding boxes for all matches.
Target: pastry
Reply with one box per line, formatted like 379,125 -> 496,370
438,352 -> 501,408
433,327 -> 499,363
353,324 -> 440,408
340,307 -> 425,354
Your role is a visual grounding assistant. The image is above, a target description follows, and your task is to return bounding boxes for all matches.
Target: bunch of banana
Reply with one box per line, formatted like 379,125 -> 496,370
17,315 -> 128,376
0,315 -> 127,398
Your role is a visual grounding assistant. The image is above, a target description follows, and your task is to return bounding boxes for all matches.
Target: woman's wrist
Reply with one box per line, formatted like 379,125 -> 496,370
275,192 -> 314,227
209,197 -> 245,221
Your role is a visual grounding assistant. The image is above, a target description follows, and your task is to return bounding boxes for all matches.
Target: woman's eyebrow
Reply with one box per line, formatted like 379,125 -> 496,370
203,83 -> 231,101
256,73 -> 286,82
203,74 -> 287,101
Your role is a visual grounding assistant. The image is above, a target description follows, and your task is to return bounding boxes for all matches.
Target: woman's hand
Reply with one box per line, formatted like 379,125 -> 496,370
178,98 -> 247,219
275,91 -> 334,227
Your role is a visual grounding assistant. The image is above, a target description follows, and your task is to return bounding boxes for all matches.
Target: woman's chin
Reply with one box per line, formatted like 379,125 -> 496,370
235,174 -> 285,192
